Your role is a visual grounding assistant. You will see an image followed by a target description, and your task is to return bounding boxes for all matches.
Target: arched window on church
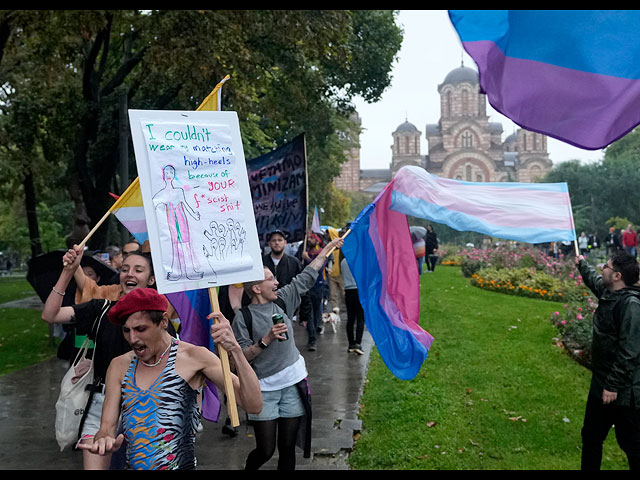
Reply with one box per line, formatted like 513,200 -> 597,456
446,91 -> 451,117
462,130 -> 473,148
476,174 -> 483,182
466,165 -> 472,181
405,136 -> 410,154
415,137 -> 419,154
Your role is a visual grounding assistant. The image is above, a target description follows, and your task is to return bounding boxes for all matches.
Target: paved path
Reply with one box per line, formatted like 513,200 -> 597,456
0,297 -> 372,470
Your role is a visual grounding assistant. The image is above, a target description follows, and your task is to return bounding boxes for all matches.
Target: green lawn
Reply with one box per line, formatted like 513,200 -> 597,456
349,265 -> 628,470
0,275 -> 39,304
0,275 -> 58,375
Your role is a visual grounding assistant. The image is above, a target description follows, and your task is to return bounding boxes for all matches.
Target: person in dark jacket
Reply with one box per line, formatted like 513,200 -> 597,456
425,224 -> 439,273
262,230 -> 303,288
576,251 -> 640,470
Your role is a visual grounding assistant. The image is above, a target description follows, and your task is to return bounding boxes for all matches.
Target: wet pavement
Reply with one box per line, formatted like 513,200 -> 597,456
0,296 -> 372,470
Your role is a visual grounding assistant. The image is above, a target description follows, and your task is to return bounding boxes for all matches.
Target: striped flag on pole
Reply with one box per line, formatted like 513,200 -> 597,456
342,166 -> 576,379
311,206 -> 322,234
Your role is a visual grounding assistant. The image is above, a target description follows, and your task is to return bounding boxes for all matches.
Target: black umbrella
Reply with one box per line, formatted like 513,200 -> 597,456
26,250 -> 118,304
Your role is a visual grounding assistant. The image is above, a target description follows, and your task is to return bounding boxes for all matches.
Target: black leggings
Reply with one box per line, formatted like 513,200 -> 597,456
345,288 -> 365,346
245,416 -> 302,470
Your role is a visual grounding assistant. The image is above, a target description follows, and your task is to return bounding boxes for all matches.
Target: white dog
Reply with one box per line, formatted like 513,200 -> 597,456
321,307 -> 341,334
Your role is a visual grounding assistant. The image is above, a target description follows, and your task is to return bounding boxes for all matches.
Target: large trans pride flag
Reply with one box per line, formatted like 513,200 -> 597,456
342,166 -> 576,380
449,10 -> 640,150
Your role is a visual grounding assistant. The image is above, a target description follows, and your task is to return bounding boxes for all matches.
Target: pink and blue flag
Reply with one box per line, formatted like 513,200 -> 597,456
449,10 -> 640,150
342,177 -> 434,380
342,166 -> 576,379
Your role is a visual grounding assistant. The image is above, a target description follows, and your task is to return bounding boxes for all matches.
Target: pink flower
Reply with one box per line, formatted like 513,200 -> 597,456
577,314 -> 583,320
554,312 -> 559,316
167,454 -> 176,462
164,434 -> 174,442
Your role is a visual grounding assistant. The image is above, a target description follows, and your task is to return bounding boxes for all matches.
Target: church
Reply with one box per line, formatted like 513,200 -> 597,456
334,64 -> 553,193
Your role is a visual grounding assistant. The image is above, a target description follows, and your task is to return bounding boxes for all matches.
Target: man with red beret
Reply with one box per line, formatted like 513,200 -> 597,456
78,288 -> 262,470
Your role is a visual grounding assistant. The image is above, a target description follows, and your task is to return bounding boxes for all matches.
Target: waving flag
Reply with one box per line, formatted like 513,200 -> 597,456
391,166 -> 576,244
449,10 -> 640,150
311,206 -> 322,234
342,166 -> 576,379
111,177 -> 148,244
342,179 -> 434,380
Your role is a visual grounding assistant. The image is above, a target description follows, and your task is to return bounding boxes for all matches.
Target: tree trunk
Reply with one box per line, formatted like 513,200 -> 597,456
23,171 -> 42,257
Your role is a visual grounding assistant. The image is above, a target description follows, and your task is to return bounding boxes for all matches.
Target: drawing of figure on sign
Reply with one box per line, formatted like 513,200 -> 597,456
152,164 -> 204,281
203,219 -> 247,268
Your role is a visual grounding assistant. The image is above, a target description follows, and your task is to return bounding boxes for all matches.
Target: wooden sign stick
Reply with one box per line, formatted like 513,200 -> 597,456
208,287 -> 240,427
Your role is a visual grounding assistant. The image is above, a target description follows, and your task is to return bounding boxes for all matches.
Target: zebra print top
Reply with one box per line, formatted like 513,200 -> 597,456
121,338 -> 201,470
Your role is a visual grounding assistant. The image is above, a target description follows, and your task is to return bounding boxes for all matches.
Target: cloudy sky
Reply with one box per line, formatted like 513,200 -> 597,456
352,10 -> 605,170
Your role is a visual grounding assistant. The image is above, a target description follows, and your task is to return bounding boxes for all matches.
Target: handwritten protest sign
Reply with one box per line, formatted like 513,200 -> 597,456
129,110 -> 264,295
247,134 -> 307,245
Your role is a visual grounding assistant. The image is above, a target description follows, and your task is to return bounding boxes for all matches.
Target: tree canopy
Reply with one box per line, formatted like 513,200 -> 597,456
0,10 -> 403,257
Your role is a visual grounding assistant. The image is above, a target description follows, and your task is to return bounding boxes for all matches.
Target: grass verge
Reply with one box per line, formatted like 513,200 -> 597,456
0,275 -> 58,376
349,266 -> 628,470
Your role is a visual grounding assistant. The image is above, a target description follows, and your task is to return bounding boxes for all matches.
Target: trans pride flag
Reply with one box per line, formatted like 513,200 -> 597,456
449,10 -> 640,150
342,166 -> 576,379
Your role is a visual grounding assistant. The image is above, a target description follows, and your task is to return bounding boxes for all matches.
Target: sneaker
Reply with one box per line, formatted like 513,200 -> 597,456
348,344 -> 356,353
353,344 -> 364,355
308,343 -> 317,351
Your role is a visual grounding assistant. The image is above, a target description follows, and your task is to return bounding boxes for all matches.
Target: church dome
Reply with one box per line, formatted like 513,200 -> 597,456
394,120 -> 419,134
441,65 -> 479,86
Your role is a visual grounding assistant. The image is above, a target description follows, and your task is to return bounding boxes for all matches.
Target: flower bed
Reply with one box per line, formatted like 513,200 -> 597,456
455,245 -> 596,365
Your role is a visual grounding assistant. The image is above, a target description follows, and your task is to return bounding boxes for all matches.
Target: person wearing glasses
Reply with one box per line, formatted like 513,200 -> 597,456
575,251 -> 640,470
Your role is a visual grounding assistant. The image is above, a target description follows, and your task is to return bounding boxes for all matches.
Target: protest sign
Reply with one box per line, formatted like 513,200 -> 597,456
128,109 -> 264,295
247,134 -> 307,245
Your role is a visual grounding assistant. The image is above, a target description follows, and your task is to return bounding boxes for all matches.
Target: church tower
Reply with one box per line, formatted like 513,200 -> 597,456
391,119 -> 422,176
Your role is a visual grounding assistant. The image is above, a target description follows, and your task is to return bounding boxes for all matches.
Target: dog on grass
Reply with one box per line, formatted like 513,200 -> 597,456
321,307 -> 341,333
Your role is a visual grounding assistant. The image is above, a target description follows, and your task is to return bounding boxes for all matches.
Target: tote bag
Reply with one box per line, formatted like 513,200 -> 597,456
54,299 -> 108,451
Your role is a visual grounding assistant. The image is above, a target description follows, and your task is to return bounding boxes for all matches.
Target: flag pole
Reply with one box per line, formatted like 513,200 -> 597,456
566,193 -> 580,257
63,178 -> 142,265
208,287 -> 239,427
324,229 -> 351,258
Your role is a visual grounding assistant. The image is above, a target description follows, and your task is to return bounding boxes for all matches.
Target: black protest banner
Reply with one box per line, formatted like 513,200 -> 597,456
246,134 -> 307,245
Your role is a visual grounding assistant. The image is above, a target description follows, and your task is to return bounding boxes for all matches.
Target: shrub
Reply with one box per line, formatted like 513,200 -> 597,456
549,299 -> 596,368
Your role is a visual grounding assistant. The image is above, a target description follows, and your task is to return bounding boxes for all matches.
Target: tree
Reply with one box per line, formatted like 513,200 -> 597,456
0,10 -> 402,250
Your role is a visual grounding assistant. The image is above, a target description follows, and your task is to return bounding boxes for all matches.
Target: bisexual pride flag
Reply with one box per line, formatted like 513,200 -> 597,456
165,289 -> 221,422
342,166 -> 576,380
449,10 -> 640,150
